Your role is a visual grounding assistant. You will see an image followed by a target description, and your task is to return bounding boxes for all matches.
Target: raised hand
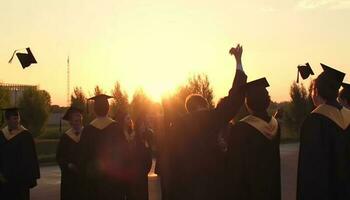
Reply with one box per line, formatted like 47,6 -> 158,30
229,44 -> 243,66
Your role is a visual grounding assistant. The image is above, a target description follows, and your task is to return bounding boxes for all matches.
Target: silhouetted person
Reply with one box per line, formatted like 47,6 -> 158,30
226,78 -> 281,200
338,83 -> 350,109
78,94 -> 123,200
160,44 -> 247,200
297,64 -> 350,200
0,108 -> 40,200
56,107 -> 84,200
118,114 -> 153,200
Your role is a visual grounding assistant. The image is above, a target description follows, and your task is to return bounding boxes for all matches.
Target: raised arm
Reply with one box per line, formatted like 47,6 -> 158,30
213,44 -> 247,128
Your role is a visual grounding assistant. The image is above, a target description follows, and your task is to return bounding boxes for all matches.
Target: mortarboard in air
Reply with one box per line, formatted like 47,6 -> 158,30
297,63 -> 314,83
62,107 -> 83,121
8,47 -> 37,69
320,63 -> 345,89
242,77 -> 270,93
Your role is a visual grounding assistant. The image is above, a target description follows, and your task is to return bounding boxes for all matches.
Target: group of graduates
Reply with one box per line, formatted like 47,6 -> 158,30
0,43 -> 350,200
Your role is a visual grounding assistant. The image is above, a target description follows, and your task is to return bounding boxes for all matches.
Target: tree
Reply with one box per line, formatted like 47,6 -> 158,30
284,82 -> 313,137
18,88 -> 51,137
71,87 -> 86,111
0,86 -> 10,126
187,74 -> 214,108
130,89 -> 152,121
0,86 -> 10,109
94,85 -> 103,96
162,73 -> 215,123
110,81 -> 129,119
70,87 -> 92,124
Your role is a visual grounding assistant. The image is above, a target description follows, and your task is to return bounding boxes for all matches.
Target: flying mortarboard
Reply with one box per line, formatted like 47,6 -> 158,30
320,63 -> 345,89
297,63 -> 314,83
8,47 -> 37,69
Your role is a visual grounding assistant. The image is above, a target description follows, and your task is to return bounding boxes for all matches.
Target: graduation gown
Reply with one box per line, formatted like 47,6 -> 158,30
0,126 -> 40,200
297,104 -> 350,200
56,128 -> 83,200
226,115 -> 281,200
120,131 -> 152,200
78,117 -> 124,200
161,70 -> 247,200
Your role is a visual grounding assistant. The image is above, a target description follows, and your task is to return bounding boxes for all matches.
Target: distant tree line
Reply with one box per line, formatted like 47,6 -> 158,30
0,74 -> 314,140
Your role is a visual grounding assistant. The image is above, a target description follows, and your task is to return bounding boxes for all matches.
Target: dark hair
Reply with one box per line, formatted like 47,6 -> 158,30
245,88 -> 270,112
94,100 -> 109,116
5,110 -> 19,120
185,94 -> 209,113
314,73 -> 339,101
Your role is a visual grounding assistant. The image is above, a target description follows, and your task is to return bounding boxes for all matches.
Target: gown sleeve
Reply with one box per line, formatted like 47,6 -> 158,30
20,132 -> 40,188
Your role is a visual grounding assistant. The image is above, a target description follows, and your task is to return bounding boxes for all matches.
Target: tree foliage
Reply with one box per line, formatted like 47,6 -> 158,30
18,88 -> 51,137
130,89 -> 152,121
110,81 -> 129,119
284,82 -> 313,137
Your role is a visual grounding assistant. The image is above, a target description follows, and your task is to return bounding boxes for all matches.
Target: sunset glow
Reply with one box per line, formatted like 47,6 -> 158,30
0,0 -> 349,105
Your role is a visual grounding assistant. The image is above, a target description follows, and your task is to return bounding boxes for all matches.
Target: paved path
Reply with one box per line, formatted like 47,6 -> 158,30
31,143 -> 299,200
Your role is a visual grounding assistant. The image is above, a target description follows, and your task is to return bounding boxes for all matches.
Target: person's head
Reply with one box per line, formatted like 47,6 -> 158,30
243,78 -> 271,113
313,64 -> 345,105
185,94 -> 209,113
338,83 -> 350,108
63,107 -> 83,131
89,94 -> 113,117
4,108 -> 20,130
310,79 -> 325,107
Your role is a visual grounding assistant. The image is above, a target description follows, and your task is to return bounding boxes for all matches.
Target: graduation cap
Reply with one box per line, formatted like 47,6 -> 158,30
297,63 -> 314,83
320,63 -> 345,89
60,107 -> 83,133
8,47 -> 37,69
62,107 -> 83,121
242,77 -> 270,93
87,94 -> 113,114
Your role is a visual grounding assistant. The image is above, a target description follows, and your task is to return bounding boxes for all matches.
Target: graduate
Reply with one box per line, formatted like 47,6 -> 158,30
226,78 -> 281,200
78,94 -> 124,200
297,64 -> 350,200
160,44 -> 247,200
0,108 -> 40,200
116,113 -> 152,200
56,107 -> 84,200
338,83 -> 350,109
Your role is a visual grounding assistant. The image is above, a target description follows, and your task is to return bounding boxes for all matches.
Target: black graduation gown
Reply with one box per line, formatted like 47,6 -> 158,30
161,70 -> 247,200
226,116 -> 281,200
297,104 -> 350,200
56,131 -> 82,200
0,128 -> 40,200
78,118 -> 124,200
120,132 -> 152,200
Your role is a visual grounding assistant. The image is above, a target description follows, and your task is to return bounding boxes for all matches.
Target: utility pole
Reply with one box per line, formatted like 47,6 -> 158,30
67,56 -> 70,106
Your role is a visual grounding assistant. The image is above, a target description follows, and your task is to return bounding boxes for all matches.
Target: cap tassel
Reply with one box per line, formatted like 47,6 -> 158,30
297,68 -> 300,83
8,50 -> 19,63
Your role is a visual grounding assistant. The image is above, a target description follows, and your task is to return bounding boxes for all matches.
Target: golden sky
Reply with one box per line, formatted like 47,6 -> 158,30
0,0 -> 349,106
